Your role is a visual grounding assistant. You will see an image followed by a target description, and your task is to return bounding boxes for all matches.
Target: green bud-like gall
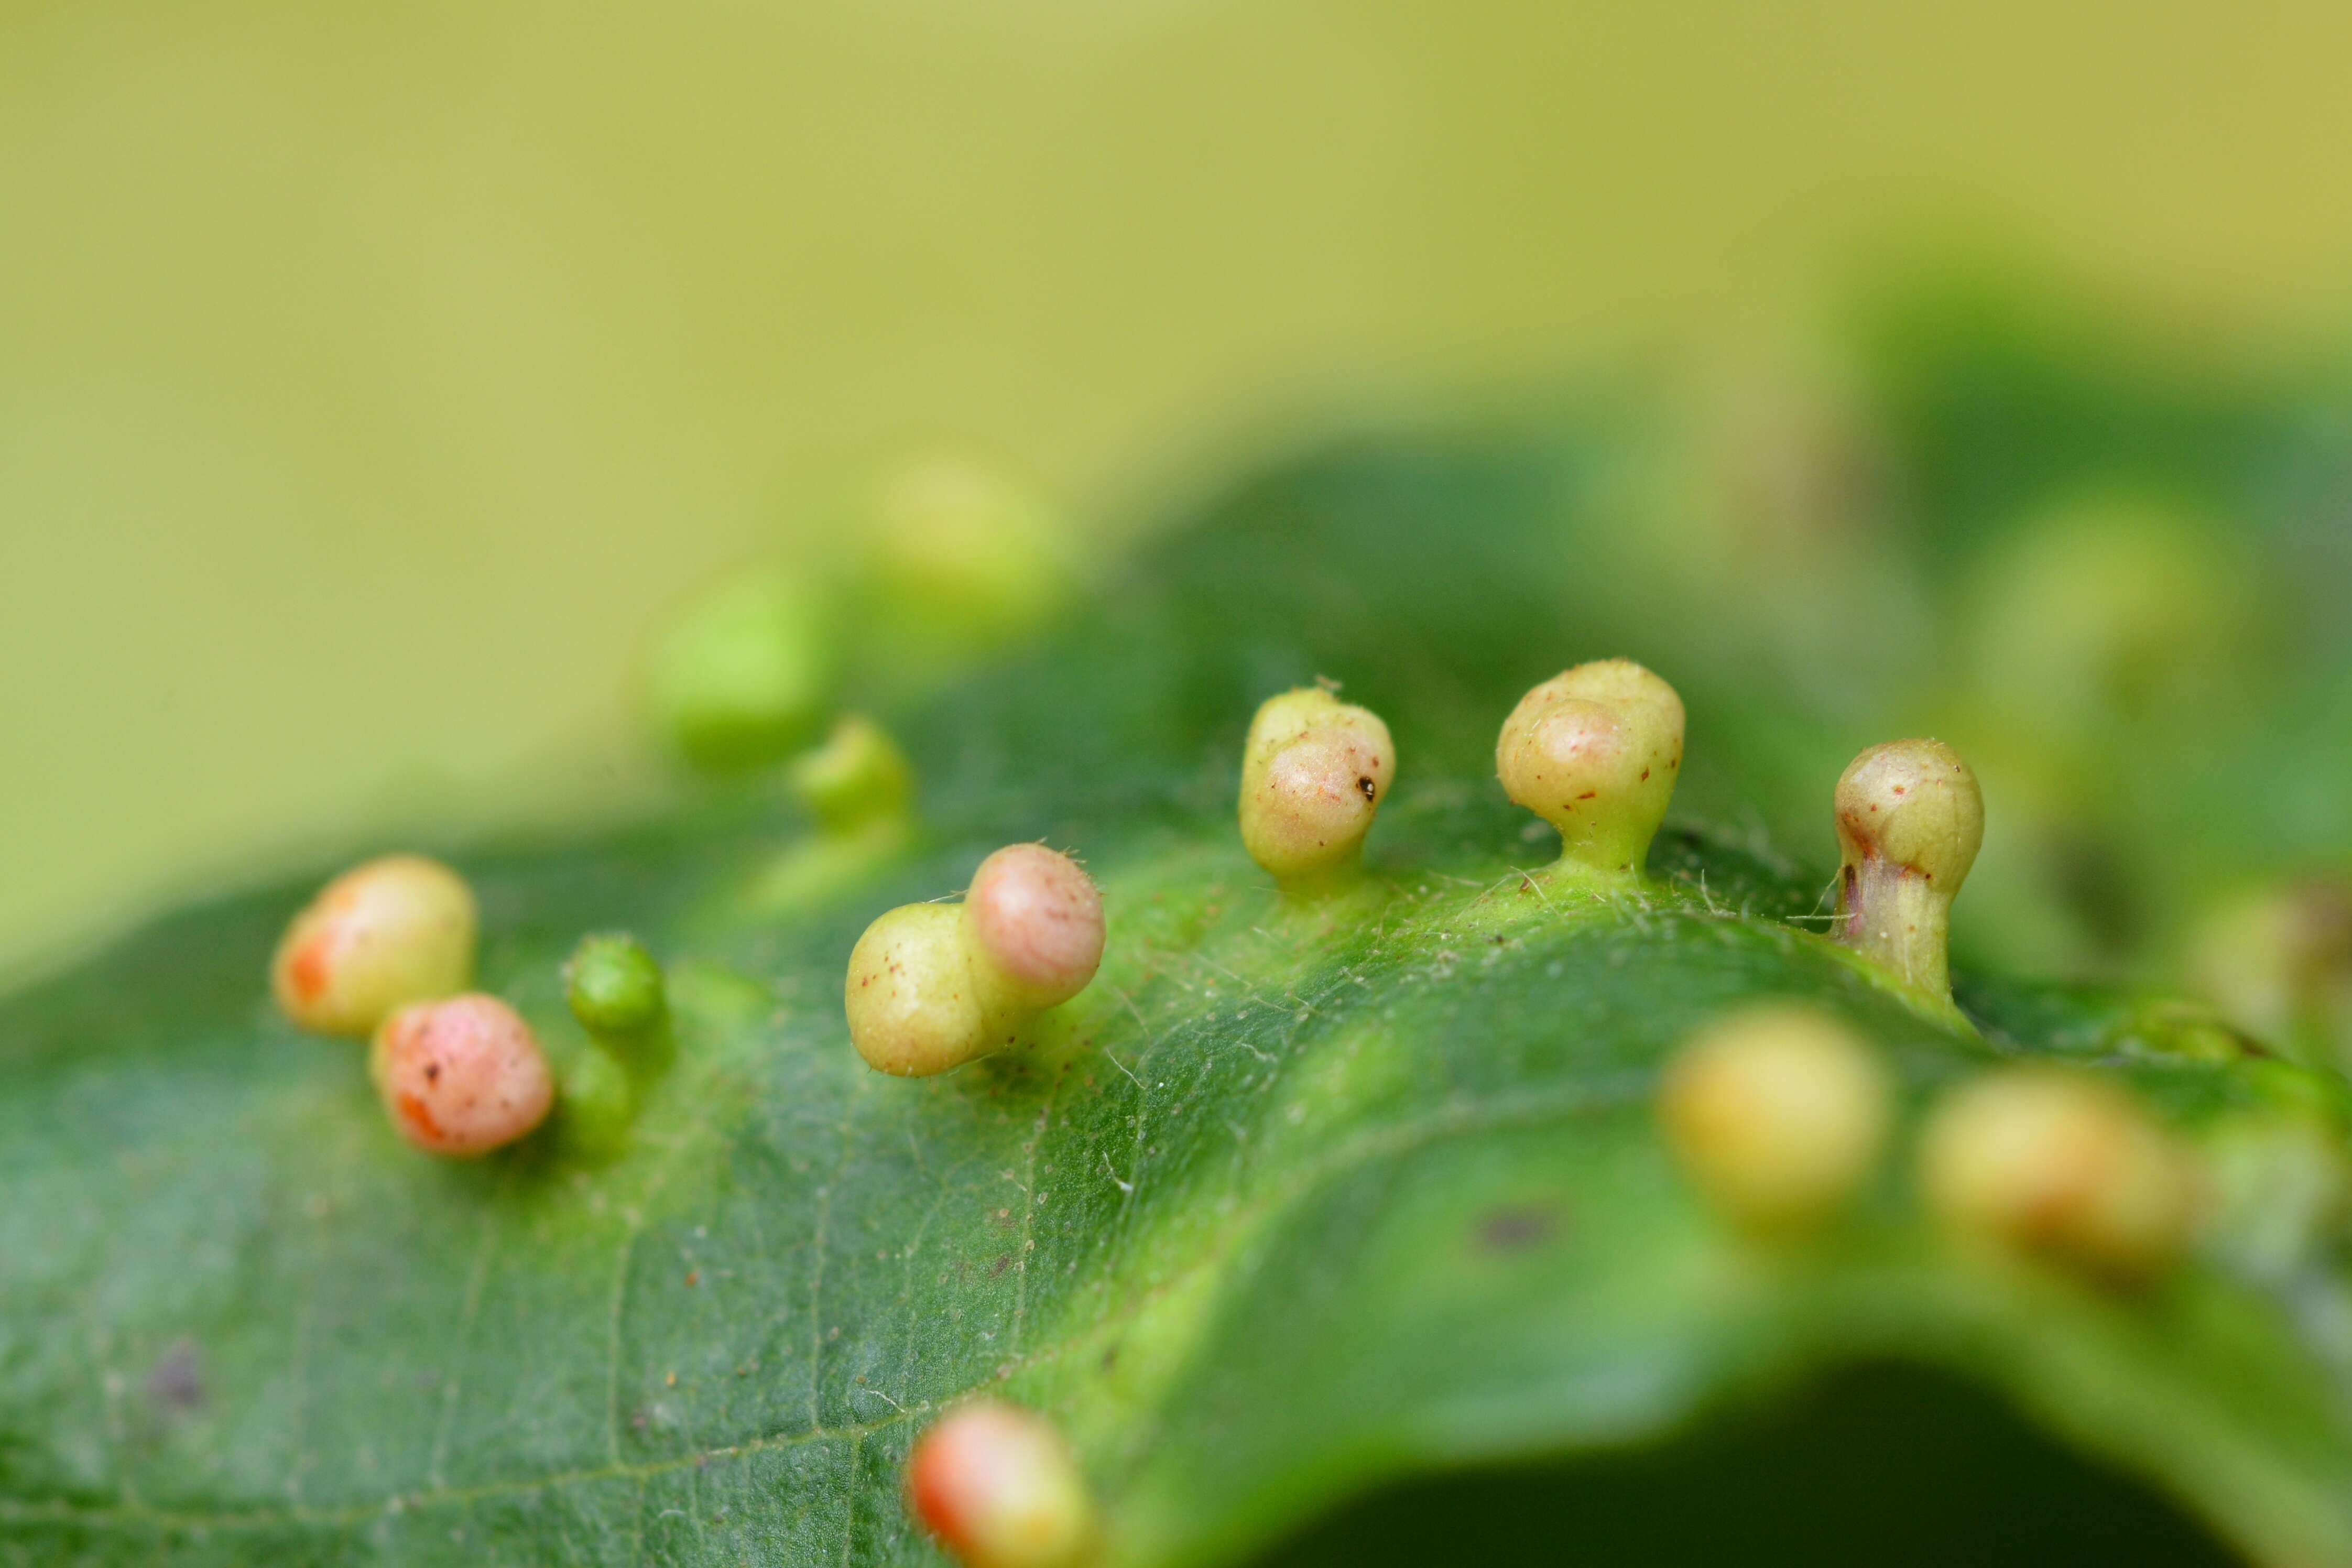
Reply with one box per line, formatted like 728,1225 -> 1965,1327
647,568 -> 834,772
564,932 -> 667,1038
789,713 -> 914,835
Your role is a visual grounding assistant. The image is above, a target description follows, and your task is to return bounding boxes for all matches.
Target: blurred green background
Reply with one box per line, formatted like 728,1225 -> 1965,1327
7,0 -> 2352,970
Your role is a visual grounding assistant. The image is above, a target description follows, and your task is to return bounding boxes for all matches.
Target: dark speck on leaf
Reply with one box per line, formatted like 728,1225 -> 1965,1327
145,1340 -> 205,1416
1476,1205 -> 1559,1253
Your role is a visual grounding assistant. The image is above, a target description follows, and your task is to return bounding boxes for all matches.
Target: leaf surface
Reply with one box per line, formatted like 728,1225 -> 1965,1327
7,397 -> 2352,1567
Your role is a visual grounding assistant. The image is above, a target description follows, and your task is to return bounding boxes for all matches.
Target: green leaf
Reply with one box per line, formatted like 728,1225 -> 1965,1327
7,404 -> 2352,1568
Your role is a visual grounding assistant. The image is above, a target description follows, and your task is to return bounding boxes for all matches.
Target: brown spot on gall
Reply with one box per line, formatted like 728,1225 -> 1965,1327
1476,1205 -> 1558,1252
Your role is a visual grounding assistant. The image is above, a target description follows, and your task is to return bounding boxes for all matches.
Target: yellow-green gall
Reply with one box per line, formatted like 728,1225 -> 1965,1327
907,1401 -> 1095,1568
1919,1068 -> 2193,1282
2187,877 -> 2352,1071
867,458 -> 1072,657
370,994 -> 554,1157
1967,491 -> 2249,738
558,1044 -> 636,1158
844,846 -> 1106,1077
647,568 -> 834,772
1238,687 -> 1395,891
1496,659 -> 1683,877
845,904 -> 993,1077
1833,738 -> 1984,998
1660,1004 -> 1893,1229
271,854 -> 477,1038
789,713 -> 914,835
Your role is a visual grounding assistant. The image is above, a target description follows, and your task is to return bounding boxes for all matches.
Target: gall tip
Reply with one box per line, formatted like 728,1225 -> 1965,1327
1834,738 -> 1984,891
964,845 -> 1106,1013
1831,738 -> 1984,999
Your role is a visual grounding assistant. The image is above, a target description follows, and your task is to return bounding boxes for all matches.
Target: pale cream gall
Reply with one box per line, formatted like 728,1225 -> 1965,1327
271,854 -> 477,1038
1661,1004 -> 1893,1228
1238,687 -> 1395,890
